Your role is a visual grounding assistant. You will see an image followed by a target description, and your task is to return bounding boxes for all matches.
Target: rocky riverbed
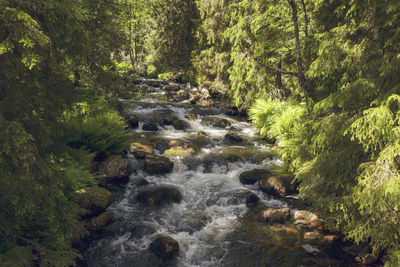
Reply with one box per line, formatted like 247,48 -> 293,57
80,78 -> 378,266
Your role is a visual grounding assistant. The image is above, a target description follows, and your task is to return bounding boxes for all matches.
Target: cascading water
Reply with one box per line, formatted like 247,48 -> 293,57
82,81 -> 353,267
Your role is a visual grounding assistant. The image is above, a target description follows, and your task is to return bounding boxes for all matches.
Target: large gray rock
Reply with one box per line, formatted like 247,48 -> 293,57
150,235 -> 179,260
258,174 -> 294,197
136,186 -> 182,206
239,169 -> 270,185
144,155 -> 174,174
258,207 -> 290,222
97,155 -> 130,186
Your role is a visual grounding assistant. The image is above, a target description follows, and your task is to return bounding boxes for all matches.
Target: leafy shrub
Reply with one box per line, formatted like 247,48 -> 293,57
249,98 -> 306,144
64,110 -> 132,156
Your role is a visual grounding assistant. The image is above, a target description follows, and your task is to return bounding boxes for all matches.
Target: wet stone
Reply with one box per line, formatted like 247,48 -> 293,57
224,132 -> 243,143
144,154 -> 174,174
201,117 -> 232,128
136,186 -> 182,206
142,122 -> 159,132
127,114 -> 139,129
150,235 -> 179,260
239,169 -> 271,185
161,115 -> 190,130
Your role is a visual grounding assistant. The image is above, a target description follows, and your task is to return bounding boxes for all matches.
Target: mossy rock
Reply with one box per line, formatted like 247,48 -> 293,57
201,117 -> 232,128
75,187 -> 112,218
163,140 -> 195,157
129,142 -> 154,154
209,146 -> 278,163
164,148 -> 194,157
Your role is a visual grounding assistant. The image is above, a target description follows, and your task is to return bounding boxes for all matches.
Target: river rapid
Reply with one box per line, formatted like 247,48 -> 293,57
83,80 -> 355,267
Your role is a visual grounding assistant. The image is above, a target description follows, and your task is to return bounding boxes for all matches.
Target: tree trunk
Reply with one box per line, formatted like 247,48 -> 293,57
288,0 -> 310,112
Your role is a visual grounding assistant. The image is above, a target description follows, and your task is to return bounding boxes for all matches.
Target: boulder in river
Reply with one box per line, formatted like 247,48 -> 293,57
224,132 -> 243,143
127,114 -> 139,129
258,174 -> 295,197
258,207 -> 290,222
136,186 -> 182,206
75,187 -> 112,218
129,142 -> 155,157
201,117 -> 231,128
150,235 -> 179,260
163,141 -> 195,157
144,154 -> 174,174
97,155 -> 130,186
142,122 -> 159,132
162,115 -> 190,130
239,169 -> 271,185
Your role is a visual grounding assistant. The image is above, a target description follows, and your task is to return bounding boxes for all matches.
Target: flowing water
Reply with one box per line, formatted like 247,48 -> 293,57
83,81 -> 353,266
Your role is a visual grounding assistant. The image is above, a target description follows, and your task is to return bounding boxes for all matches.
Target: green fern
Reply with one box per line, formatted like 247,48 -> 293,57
64,110 -> 132,156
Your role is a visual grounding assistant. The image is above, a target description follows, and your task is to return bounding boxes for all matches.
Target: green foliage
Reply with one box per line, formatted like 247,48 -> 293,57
0,119 -> 80,266
249,99 -> 306,142
193,0 -> 316,107
0,0 -> 128,265
64,110 -> 132,156
248,1 -> 400,263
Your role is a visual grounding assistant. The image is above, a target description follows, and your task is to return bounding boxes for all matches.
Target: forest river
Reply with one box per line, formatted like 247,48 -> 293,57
83,80 -> 355,266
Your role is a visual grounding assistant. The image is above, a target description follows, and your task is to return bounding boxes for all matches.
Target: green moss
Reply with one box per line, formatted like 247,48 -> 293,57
163,147 -> 194,157
209,146 -> 278,163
